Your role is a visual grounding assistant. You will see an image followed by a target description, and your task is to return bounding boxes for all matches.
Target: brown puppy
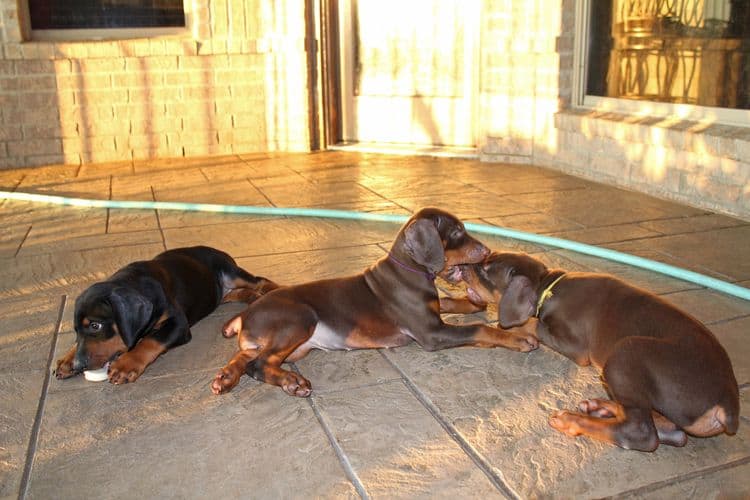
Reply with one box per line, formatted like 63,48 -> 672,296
56,246 -> 277,384
456,251 -> 739,452
211,208 -> 538,396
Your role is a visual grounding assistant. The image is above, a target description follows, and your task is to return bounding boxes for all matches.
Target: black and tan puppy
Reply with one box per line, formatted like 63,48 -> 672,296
56,246 -> 277,384
211,208 -> 538,397
455,251 -> 739,452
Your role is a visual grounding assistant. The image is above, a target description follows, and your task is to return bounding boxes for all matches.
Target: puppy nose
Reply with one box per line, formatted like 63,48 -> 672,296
478,244 -> 490,260
72,355 -> 87,372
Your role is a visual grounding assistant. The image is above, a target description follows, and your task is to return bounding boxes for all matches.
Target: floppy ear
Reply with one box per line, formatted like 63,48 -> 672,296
499,275 -> 536,328
108,287 -> 154,348
404,219 -> 445,273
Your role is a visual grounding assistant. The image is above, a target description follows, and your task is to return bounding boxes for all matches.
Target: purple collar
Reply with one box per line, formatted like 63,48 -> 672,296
388,253 -> 436,280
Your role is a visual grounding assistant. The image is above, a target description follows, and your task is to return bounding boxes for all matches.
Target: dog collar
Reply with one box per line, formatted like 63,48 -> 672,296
536,273 -> 565,317
387,253 -> 436,280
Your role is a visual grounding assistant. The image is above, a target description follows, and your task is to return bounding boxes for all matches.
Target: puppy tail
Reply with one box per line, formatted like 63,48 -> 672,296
222,269 -> 281,304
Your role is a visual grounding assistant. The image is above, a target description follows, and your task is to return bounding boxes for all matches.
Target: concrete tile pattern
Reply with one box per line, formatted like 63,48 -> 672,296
0,151 -> 748,499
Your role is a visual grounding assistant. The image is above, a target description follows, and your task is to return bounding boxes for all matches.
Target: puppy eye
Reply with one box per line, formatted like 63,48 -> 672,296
89,321 -> 102,331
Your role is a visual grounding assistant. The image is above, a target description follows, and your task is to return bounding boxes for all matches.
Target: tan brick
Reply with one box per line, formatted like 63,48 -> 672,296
4,43 -> 23,59
78,120 -> 131,136
131,144 -> 184,160
24,153 -> 66,166
115,104 -> 167,120
74,89 -> 129,105
22,124 -> 67,139
0,77 -> 19,91
0,125 -> 23,141
182,85 -> 231,99
165,71 -> 215,85
118,133 -> 168,150
0,61 -> 15,75
125,56 -> 179,71
8,138 -> 62,156
112,72 -> 163,88
4,106 -> 60,125
179,55 -> 225,69
131,116 -> 180,134
81,148 -> 132,163
128,87 -> 180,103
168,130 -> 219,146
218,127 -> 265,145
54,44 -> 89,59
66,105 -> 115,122
83,42 -> 118,58
57,73 -> 112,90
15,59 -> 55,74
74,59 -> 126,74
215,99 -> 258,115
230,84 -> 265,98
63,135 -> 116,154
17,74 -> 57,91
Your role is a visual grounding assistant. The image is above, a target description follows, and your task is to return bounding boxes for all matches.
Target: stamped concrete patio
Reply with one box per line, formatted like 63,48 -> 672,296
1,151 -> 749,499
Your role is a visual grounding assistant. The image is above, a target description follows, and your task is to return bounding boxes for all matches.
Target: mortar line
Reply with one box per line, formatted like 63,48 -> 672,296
378,350 -> 521,500
18,294 -> 67,500
288,363 -> 369,499
612,455 -> 750,498
14,225 -> 32,258
150,186 -> 168,251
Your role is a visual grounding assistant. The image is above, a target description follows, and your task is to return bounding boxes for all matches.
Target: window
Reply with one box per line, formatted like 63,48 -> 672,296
581,0 -> 750,122
26,0 -> 185,39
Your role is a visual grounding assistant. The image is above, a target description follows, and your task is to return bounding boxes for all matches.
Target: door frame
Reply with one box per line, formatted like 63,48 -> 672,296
316,0 -> 343,148
312,1 -> 480,151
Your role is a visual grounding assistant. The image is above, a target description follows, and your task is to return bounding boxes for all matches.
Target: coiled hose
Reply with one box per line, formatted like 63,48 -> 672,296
2,190 -> 748,301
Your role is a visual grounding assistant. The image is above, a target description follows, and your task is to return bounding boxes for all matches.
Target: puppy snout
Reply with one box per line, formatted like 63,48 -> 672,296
72,354 -> 88,372
468,241 -> 490,263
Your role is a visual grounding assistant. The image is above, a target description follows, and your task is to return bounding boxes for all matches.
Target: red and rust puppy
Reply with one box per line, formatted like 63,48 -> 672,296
455,252 -> 740,452
211,208 -> 538,397
56,246 -> 277,384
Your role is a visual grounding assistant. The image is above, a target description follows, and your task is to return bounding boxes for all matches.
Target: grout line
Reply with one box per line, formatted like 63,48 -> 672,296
306,396 -> 370,500
378,350 -> 521,500
611,455 -> 750,498
18,294 -> 67,500
705,313 -> 750,327
14,225 -> 32,258
246,177 -> 278,208
105,175 -> 113,234
150,186 -> 168,251
289,363 -> 369,499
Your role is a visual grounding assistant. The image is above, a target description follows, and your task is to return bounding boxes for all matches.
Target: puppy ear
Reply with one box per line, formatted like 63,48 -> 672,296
499,275 -> 536,328
108,287 -> 154,348
404,219 -> 445,273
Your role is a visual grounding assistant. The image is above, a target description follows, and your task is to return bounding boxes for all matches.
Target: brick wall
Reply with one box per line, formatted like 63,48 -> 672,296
0,0 -> 310,168
477,0 -> 750,220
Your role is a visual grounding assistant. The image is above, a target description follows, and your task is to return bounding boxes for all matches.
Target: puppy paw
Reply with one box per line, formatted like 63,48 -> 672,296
211,367 -> 241,395
107,356 -> 144,384
511,332 -> 539,352
221,315 -> 243,338
549,410 -> 583,437
578,398 -> 619,418
54,358 -> 78,379
281,372 -> 312,397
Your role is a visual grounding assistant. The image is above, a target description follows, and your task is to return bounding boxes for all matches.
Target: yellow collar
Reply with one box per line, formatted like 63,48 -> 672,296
536,273 -> 565,317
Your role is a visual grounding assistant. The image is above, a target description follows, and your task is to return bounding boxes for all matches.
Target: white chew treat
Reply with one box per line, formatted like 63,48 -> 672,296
84,363 -> 109,382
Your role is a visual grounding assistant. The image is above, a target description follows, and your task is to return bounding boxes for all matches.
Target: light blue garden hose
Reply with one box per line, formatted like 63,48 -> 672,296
2,189 -> 749,301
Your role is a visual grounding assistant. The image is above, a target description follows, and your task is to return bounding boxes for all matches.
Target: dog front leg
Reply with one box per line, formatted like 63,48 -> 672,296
55,343 -> 79,379
416,323 -> 538,352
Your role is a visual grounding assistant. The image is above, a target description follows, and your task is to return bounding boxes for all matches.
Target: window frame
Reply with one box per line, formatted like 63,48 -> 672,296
20,0 -> 192,42
572,0 -> 750,127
